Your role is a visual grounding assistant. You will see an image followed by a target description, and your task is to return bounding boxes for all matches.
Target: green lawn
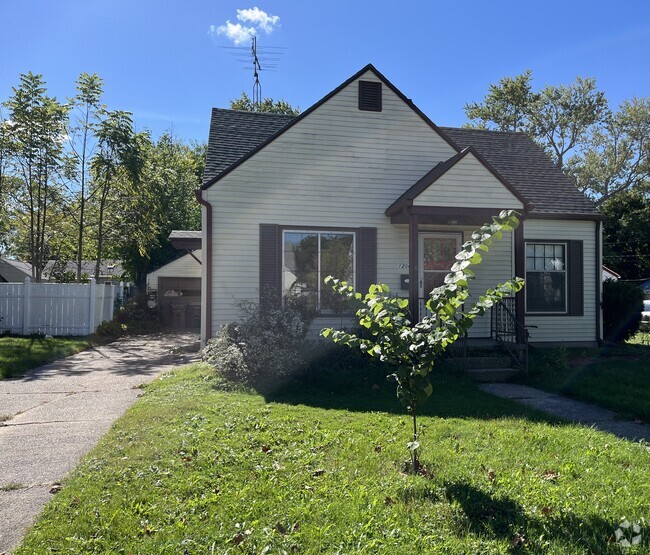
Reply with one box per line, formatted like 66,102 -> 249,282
522,338 -> 650,421
0,335 -> 101,379
16,364 -> 650,554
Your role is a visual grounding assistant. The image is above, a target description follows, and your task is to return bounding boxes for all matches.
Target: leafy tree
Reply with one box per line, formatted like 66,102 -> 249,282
322,211 -> 523,473
67,73 -> 105,281
601,188 -> 650,280
2,72 -> 69,281
91,110 -> 142,281
117,133 -> 204,285
230,91 -> 300,115
465,72 -> 607,169
567,98 -> 650,205
465,71 -> 537,132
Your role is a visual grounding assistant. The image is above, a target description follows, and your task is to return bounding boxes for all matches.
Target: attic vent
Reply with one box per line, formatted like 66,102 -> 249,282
358,81 -> 382,112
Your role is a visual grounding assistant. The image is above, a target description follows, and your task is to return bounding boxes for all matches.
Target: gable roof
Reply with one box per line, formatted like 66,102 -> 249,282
204,109 -> 295,185
202,63 -> 460,189
440,127 -> 600,218
386,146 -> 527,216
0,258 -> 32,275
202,65 -> 600,220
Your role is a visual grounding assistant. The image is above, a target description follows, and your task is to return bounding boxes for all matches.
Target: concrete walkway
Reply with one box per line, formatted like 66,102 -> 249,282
0,333 -> 200,554
480,383 -> 650,442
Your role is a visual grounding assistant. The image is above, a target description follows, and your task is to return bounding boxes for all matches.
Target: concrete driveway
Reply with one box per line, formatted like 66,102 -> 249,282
0,333 -> 200,554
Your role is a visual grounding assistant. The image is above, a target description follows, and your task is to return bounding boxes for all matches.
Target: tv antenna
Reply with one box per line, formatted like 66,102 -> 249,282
219,39 -> 287,110
251,37 -> 262,106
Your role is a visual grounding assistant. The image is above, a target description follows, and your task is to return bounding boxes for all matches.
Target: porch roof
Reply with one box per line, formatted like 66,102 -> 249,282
385,146 -> 528,223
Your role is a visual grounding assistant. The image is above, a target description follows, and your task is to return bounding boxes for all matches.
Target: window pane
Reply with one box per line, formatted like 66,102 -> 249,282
320,233 -> 354,313
526,272 -> 566,312
283,233 -> 318,296
423,237 -> 457,270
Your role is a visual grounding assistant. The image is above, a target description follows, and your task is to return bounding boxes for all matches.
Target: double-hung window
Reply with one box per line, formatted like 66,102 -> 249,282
525,242 -> 567,313
282,230 -> 355,313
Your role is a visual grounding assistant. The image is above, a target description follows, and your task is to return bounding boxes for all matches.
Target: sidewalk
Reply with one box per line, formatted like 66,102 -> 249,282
0,333 -> 200,554
480,383 -> 650,442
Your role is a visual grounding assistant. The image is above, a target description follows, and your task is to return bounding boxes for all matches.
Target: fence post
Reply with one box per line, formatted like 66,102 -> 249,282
22,277 -> 31,335
88,278 -> 96,335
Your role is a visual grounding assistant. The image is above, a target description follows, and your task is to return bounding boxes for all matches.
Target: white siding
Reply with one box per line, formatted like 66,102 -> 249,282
147,250 -> 202,291
413,153 -> 523,209
524,219 -> 598,344
205,70 -> 457,334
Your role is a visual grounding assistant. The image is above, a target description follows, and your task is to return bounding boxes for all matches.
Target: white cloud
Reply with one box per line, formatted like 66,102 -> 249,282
211,21 -> 257,45
209,7 -> 280,45
236,7 -> 280,34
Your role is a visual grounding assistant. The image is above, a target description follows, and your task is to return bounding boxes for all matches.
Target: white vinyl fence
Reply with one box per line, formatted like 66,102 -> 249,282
0,277 -> 126,336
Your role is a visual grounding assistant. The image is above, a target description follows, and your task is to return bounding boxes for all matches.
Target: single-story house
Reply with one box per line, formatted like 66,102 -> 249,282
146,231 -> 202,330
42,259 -> 125,283
0,258 -> 32,282
196,64 -> 603,348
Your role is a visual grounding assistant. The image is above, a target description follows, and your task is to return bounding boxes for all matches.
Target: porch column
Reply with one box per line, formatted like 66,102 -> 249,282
408,212 -> 419,322
514,219 -> 525,341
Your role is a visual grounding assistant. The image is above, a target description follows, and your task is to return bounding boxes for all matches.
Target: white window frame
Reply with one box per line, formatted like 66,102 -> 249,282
525,241 -> 568,315
282,229 -> 356,312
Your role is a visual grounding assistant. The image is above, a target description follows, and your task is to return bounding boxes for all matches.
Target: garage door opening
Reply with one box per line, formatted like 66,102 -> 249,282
158,277 -> 201,330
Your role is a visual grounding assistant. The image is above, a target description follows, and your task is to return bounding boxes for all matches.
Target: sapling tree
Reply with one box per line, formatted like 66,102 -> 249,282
321,210 -> 524,473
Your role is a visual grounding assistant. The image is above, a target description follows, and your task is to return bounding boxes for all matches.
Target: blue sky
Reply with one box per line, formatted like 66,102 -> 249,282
1,0 -> 648,143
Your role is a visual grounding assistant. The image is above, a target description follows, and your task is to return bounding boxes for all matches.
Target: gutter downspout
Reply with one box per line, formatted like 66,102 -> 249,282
195,190 -> 212,345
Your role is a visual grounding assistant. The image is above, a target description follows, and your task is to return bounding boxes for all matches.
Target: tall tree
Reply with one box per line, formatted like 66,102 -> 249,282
67,73 -> 105,281
230,92 -> 300,115
117,133 -> 204,285
3,73 -> 69,281
600,188 -> 650,280
567,98 -> 650,206
464,71 -> 537,132
465,72 -> 608,170
91,110 -> 141,281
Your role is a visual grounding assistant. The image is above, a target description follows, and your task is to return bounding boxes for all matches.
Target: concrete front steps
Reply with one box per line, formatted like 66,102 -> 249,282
442,352 -> 521,383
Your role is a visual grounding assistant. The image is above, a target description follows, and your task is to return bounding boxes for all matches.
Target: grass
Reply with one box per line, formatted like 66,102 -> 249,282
16,363 -> 650,554
522,336 -> 650,421
0,335 -> 109,379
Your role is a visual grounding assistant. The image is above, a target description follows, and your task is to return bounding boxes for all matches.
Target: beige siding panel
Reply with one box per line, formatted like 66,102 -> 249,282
524,219 -> 597,343
206,71 -> 458,335
413,153 -> 523,209
147,250 -> 202,291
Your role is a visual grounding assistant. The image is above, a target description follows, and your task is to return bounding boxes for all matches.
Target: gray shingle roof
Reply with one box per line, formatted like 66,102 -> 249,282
202,107 -> 599,218
204,108 -> 295,185
440,127 -> 600,217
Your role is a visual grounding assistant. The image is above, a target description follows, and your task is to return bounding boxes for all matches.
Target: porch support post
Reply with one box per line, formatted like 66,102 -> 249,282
514,220 -> 526,342
408,211 -> 419,322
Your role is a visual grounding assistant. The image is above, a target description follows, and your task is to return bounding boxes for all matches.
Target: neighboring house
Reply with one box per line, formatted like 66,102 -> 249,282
146,231 -> 202,330
0,258 -> 32,282
197,64 -> 603,347
602,266 -> 621,281
42,259 -> 125,283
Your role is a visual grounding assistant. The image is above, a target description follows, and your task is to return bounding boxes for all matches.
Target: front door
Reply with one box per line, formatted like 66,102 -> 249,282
418,233 -> 462,303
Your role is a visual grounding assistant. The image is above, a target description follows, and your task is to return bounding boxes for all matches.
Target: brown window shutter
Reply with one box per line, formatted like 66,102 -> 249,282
259,224 -> 281,308
356,227 -> 377,295
568,240 -> 584,316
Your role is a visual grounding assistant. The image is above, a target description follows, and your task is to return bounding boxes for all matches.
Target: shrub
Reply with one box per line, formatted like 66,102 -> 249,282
96,293 -> 161,337
202,295 -> 314,388
603,280 -> 643,342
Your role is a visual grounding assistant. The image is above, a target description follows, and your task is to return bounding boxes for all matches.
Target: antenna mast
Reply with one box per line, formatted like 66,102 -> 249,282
251,37 -> 262,108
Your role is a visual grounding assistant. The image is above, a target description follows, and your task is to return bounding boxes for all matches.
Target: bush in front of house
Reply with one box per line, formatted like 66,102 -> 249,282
602,280 -> 644,342
202,296 -> 314,388
96,293 -> 162,337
